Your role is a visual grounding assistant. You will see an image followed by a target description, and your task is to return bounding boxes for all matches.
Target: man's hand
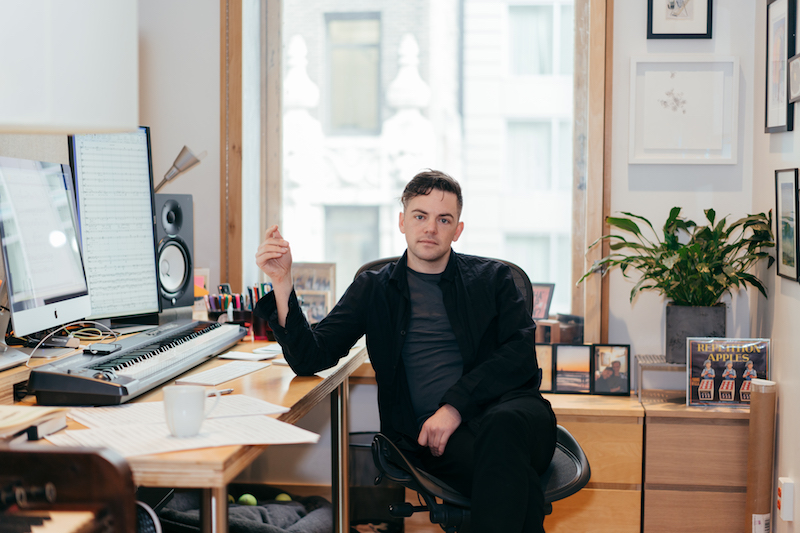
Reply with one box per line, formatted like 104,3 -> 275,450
256,225 -> 293,288
418,404 -> 462,457
255,225 -> 293,326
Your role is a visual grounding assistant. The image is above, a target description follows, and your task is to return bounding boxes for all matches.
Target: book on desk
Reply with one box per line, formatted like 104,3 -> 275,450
0,405 -> 68,444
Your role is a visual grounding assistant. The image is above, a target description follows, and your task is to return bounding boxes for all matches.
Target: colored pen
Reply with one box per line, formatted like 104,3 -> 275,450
208,388 -> 234,396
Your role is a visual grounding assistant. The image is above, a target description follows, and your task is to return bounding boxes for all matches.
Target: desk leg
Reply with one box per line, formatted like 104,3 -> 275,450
200,487 -> 228,533
331,377 -> 350,533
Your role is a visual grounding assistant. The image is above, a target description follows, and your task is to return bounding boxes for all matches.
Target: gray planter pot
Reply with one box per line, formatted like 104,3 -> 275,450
665,304 -> 726,364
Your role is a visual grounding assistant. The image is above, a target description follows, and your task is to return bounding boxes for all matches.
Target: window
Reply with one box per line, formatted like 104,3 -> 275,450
509,5 -> 554,75
509,2 -> 575,77
506,121 -> 552,191
227,0 -> 611,340
506,233 -> 571,314
326,14 -> 381,134
325,206 -> 380,300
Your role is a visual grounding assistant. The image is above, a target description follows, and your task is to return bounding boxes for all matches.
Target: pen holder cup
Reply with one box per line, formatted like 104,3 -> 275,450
208,311 -> 274,341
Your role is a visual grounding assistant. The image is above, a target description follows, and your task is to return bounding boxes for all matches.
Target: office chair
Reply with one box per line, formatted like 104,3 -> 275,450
354,256 -> 592,532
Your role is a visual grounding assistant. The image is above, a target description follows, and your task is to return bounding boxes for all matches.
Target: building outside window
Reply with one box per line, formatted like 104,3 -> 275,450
276,0 -> 575,315
326,14 -> 381,135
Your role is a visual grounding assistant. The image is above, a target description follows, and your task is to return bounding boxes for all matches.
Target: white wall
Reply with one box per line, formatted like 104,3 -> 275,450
609,1 -> 758,390
752,1 -> 800,530
613,1 -> 799,528
138,0 -> 222,291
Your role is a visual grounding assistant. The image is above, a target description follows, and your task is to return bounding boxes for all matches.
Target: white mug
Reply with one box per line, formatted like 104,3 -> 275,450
163,385 -> 220,438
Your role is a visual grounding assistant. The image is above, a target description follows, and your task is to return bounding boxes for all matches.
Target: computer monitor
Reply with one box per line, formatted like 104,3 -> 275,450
0,157 -> 91,339
68,127 -> 161,324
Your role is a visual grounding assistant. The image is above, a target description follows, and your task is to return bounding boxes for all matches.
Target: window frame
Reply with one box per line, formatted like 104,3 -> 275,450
220,0 -> 614,343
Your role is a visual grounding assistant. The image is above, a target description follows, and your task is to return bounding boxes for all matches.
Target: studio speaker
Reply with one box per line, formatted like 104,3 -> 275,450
155,194 -> 194,309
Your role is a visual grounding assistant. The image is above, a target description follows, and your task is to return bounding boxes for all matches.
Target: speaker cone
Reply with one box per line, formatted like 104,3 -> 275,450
158,237 -> 192,303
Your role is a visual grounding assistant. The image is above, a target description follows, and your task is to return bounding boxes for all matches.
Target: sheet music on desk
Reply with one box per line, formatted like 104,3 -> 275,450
68,394 -> 289,428
47,415 -> 319,458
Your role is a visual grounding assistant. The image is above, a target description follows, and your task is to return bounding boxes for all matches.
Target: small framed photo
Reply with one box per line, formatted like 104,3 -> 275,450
775,168 -> 799,280
293,262 -> 336,294
296,290 -> 331,324
591,345 -> 631,395
553,344 -> 591,394
536,344 -> 553,392
647,0 -> 713,39
531,283 -> 555,320
789,53 -> 800,103
765,0 -> 796,133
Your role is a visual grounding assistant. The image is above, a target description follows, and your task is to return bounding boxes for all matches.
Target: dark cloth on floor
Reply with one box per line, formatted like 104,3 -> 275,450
158,491 -> 332,533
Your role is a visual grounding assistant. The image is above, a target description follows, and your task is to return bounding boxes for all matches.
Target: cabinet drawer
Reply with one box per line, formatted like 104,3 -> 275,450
645,418 -> 748,488
546,488 -> 641,533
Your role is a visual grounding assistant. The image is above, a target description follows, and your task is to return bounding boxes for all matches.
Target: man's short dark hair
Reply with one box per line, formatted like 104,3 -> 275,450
401,170 -> 463,215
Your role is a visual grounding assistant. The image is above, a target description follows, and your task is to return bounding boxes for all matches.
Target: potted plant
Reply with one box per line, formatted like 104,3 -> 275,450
580,207 -> 775,363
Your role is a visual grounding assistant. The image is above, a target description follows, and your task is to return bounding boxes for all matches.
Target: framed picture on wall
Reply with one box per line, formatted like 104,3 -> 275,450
531,282 -> 555,320
775,168 -> 799,280
296,290 -> 331,324
591,345 -> 631,395
765,0 -> 796,133
535,344 -> 554,392
553,344 -> 591,394
629,56 -> 739,164
789,52 -> 800,103
647,0 -> 713,39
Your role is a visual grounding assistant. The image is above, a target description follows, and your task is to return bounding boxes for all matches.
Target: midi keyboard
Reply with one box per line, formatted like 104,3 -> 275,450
28,320 -> 247,406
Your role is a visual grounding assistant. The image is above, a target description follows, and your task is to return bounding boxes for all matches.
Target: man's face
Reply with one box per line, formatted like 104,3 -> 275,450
399,190 -> 464,273
612,361 -> 621,374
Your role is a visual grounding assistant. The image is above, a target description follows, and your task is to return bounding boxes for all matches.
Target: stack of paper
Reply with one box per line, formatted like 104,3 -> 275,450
49,394 -> 316,457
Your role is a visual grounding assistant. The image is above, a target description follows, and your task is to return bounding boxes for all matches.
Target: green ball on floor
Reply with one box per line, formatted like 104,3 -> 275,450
228,494 -> 235,504
275,493 -> 292,502
238,493 -> 257,506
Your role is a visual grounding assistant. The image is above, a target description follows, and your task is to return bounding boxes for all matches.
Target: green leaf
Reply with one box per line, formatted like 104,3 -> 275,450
606,217 -> 642,236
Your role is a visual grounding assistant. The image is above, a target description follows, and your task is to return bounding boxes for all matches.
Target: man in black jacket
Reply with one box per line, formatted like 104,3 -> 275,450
255,170 -> 556,532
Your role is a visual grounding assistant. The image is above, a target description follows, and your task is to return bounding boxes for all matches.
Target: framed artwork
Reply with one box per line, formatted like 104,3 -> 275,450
591,345 -> 631,396
789,52 -> 800,103
553,344 -> 591,394
536,344 -> 553,392
292,262 -> 336,317
647,0 -> 713,39
687,338 -> 770,407
293,262 -> 336,294
775,168 -> 799,280
765,0 -> 796,133
629,56 -> 739,164
531,283 -> 555,320
296,290 -> 331,324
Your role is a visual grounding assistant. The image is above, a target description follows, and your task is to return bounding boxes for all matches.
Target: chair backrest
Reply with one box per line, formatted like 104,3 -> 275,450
355,256 -> 534,315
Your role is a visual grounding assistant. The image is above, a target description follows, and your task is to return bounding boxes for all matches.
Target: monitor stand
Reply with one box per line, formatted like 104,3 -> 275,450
0,307 -> 29,371
0,287 -> 76,367
96,313 -> 159,335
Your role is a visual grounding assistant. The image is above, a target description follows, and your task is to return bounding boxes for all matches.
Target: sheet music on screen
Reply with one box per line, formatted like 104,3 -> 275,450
70,128 -> 161,320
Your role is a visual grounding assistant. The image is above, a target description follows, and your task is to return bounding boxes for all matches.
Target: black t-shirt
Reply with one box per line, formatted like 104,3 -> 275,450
401,269 -> 464,429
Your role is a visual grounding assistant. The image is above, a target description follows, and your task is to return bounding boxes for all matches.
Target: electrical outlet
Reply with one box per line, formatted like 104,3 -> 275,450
778,477 -> 794,522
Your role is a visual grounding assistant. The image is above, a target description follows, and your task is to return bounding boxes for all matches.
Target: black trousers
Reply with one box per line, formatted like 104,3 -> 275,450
416,393 -> 557,533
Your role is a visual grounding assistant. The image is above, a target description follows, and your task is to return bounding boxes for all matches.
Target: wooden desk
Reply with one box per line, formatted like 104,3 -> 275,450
7,340 -> 368,533
543,394 -> 644,533
642,399 -> 749,532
